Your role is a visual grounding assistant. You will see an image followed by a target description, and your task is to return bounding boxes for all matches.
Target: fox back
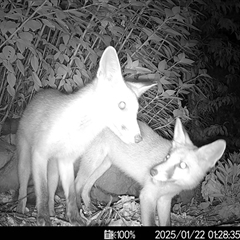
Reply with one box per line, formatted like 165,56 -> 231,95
96,122 -> 171,186
76,119 -> 226,226
16,46 -> 153,226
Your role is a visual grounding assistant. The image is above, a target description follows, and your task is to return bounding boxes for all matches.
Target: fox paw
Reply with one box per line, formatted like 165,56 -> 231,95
16,202 -> 27,214
68,212 -> 86,226
37,216 -> 51,226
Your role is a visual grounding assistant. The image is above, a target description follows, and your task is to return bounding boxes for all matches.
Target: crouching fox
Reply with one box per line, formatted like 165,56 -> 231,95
75,118 -> 226,226
16,46 -> 153,226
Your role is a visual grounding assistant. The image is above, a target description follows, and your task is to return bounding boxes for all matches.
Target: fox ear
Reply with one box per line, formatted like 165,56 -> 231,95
97,46 -> 122,81
126,81 -> 156,98
173,118 -> 192,145
197,140 -> 226,168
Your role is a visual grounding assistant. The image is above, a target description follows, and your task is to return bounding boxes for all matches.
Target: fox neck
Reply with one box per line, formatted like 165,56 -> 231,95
69,78 -> 109,136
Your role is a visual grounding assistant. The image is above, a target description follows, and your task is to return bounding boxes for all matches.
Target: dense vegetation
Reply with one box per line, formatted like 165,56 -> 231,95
0,0 -> 240,225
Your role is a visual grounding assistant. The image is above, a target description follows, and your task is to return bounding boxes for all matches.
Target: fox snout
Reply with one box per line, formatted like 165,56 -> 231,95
116,124 -> 143,144
150,164 -> 172,182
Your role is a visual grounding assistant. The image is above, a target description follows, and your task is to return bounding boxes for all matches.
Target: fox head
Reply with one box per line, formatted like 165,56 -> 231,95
96,46 -> 154,144
150,118 -> 226,190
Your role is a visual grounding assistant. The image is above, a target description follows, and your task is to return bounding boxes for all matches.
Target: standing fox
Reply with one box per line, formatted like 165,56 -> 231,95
75,118 -> 226,226
16,46 -> 153,226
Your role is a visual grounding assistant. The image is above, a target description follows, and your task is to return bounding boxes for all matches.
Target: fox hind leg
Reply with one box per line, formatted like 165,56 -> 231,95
81,157 -> 112,210
32,152 -> 51,226
75,158 -> 95,210
16,138 -> 31,214
75,148 -> 108,210
58,160 -> 85,225
48,158 -> 59,216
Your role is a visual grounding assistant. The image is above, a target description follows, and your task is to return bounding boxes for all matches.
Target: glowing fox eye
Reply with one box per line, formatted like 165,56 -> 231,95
179,162 -> 187,169
118,101 -> 126,110
164,154 -> 170,161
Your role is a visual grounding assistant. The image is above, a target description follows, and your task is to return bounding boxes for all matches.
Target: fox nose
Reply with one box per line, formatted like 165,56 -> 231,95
134,134 -> 142,143
150,168 -> 158,176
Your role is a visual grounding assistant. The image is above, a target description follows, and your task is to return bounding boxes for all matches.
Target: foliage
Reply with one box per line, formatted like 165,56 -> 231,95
198,0 -> 240,75
201,153 -> 240,221
0,0 -> 207,137
187,0 -> 240,148
187,76 -> 240,148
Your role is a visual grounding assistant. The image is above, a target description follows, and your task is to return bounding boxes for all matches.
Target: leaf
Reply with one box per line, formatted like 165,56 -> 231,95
54,51 -> 61,60
129,0 -> 145,6
165,28 -> 182,36
63,54 -> 69,62
165,8 -> 174,18
59,54 -> 64,63
32,72 -> 42,90
160,76 -> 171,85
173,14 -> 185,23
162,89 -> 176,98
134,67 -> 152,74
24,20 -> 42,31
142,28 -> 153,37
16,59 -> 25,75
56,9 -> 67,20
150,33 -> 164,42
109,26 -> 125,35
74,58 -> 84,69
199,202 -> 211,210
59,44 -> 66,52
17,53 -> 24,59
41,19 -> 55,29
172,6 -> 180,15
166,90 -> 176,95
55,18 -> 69,32
1,21 -> 18,35
179,90 -> 190,94
132,60 -> 139,68
62,34 -> 70,45
3,61 -> 14,73
180,58 -> 195,65
158,60 -> 166,71
31,55 -> 39,72
102,35 -> 112,46
64,82 -> 72,93
73,72 -> 83,88
178,52 -> 185,60
2,46 -> 15,61
7,84 -> 15,97
216,171 -> 226,184
181,83 -> 194,89
18,32 -> 33,43
162,46 -> 171,59
82,69 -> 91,79
7,73 -> 16,87
57,65 -> 68,77
151,16 -> 163,25
16,40 -> 26,53
157,81 -> 164,93
48,75 -> 56,87
125,53 -> 133,69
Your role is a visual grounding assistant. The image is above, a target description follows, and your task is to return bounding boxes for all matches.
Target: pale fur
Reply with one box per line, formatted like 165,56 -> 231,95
16,46 -> 153,226
75,119 -> 226,226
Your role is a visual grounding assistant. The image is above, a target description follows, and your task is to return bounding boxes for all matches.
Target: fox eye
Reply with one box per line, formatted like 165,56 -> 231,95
164,154 -> 170,161
179,161 -> 187,169
118,101 -> 126,110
